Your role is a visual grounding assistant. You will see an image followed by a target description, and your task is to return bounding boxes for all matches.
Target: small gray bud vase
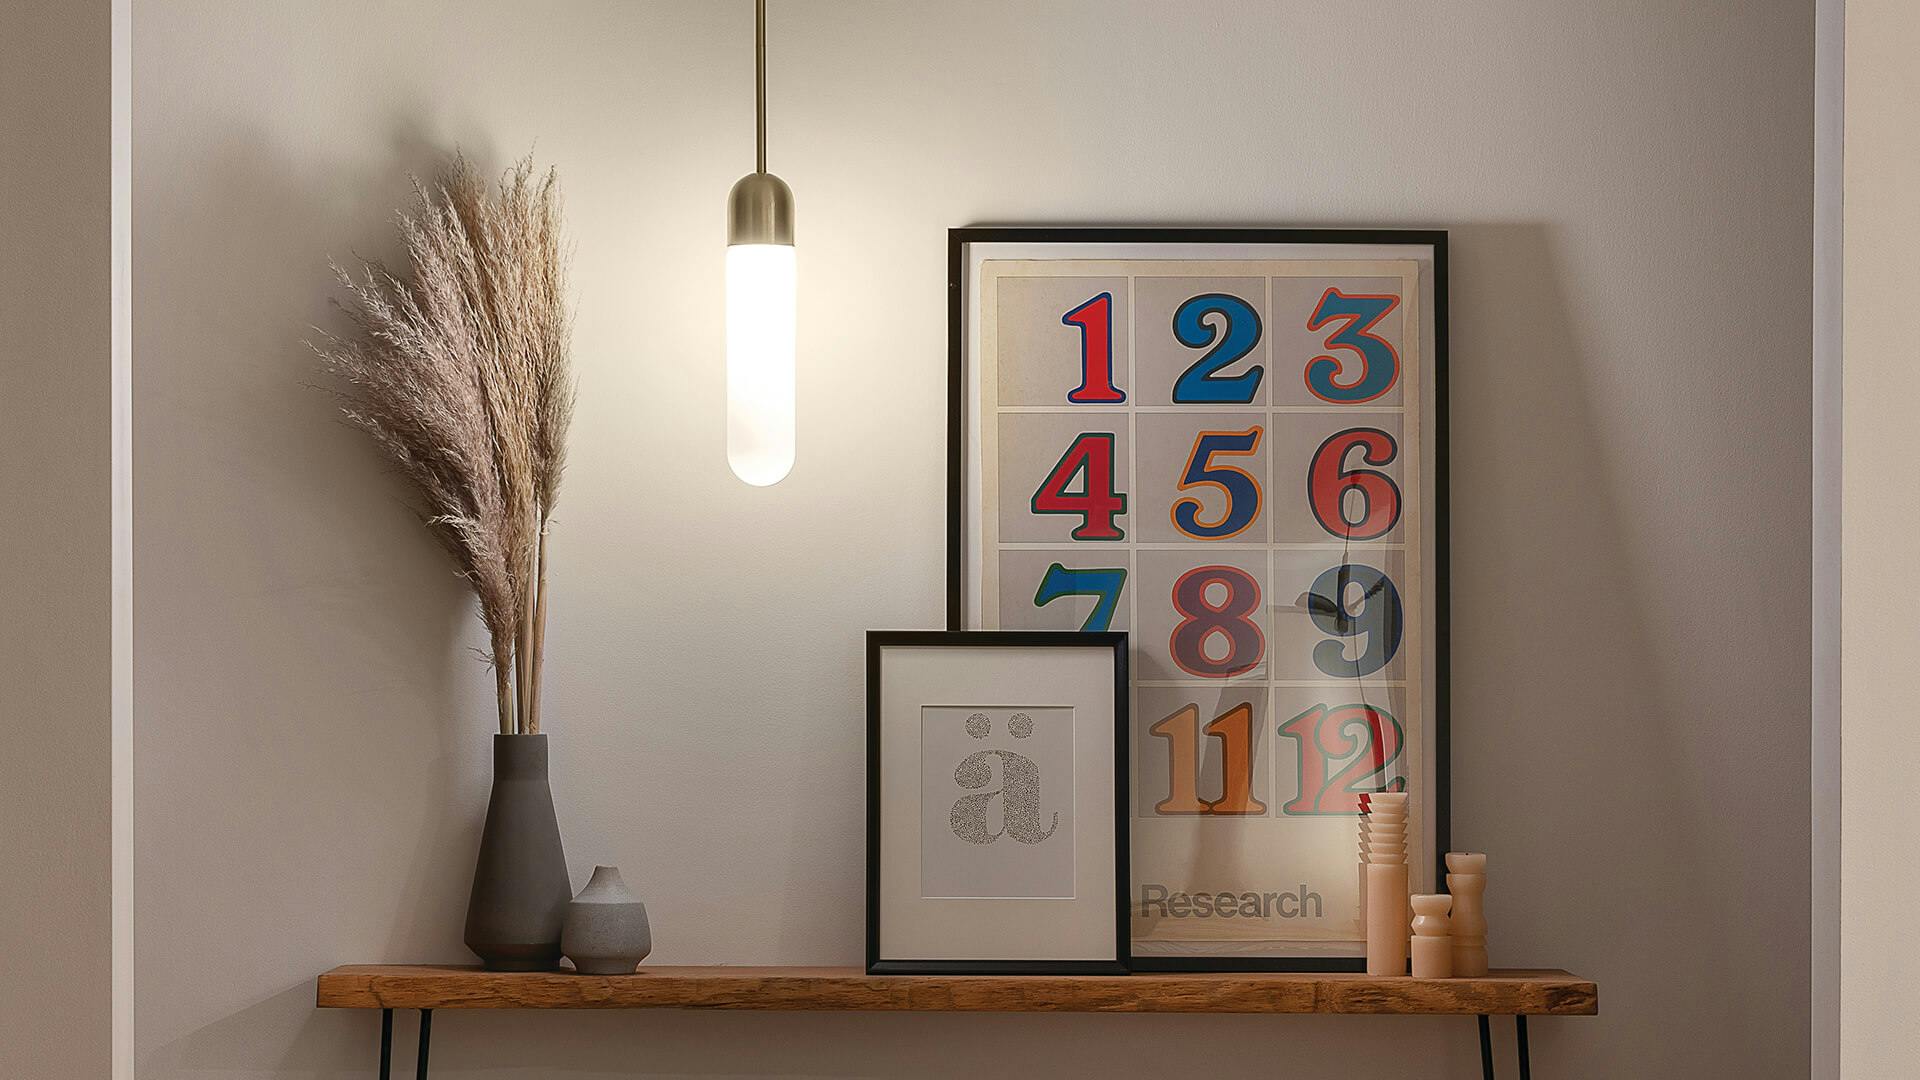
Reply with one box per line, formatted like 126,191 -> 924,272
464,734 -> 573,971
562,865 -> 652,975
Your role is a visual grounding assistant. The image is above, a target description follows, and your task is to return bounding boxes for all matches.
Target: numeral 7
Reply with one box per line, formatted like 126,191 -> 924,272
1032,563 -> 1127,631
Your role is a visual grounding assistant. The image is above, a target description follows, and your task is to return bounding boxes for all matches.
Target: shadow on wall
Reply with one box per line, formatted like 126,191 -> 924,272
133,114 -> 513,1076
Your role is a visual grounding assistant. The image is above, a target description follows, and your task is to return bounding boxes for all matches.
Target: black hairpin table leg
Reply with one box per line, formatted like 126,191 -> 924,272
415,1009 -> 433,1077
379,1010 -> 393,1080
1476,1014 -> 1533,1079
375,1008 -> 432,1079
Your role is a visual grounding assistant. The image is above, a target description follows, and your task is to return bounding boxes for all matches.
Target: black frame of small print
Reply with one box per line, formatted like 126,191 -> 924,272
865,630 -> 1131,975
945,227 -> 1450,972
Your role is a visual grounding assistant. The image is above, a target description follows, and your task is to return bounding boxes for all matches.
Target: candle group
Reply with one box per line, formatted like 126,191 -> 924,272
1356,794 -> 1489,979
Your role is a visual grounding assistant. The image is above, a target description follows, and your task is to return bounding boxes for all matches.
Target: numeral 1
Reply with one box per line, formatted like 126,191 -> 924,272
1063,293 -> 1126,403
1150,702 -> 1265,815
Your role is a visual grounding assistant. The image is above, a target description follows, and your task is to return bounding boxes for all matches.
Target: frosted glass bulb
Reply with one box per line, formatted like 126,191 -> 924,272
725,243 -> 797,486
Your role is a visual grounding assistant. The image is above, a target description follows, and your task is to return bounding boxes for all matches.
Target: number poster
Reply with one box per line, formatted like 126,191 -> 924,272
949,229 -> 1448,969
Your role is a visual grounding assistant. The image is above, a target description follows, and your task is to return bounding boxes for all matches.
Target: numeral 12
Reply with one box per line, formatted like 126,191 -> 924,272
1278,703 -> 1405,815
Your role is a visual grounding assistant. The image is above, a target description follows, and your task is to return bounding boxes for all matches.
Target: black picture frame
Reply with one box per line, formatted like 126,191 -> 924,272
945,227 -> 1450,972
866,630 -> 1131,975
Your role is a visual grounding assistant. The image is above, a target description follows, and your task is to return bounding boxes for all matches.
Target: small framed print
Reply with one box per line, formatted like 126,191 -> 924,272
866,630 -> 1130,974
948,228 -> 1449,970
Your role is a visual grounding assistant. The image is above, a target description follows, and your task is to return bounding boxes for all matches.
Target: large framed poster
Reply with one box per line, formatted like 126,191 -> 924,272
948,228 -> 1448,970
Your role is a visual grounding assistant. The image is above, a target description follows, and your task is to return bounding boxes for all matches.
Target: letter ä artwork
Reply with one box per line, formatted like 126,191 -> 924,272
949,711 -> 1059,845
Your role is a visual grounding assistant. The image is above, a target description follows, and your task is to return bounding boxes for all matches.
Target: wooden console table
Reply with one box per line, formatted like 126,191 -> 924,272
318,965 -> 1596,1079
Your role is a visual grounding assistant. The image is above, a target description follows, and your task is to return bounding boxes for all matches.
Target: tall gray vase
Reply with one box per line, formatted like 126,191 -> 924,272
464,733 -> 571,971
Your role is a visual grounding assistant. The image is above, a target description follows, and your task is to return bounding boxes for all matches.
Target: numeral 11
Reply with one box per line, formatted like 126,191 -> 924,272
1149,702 -> 1264,815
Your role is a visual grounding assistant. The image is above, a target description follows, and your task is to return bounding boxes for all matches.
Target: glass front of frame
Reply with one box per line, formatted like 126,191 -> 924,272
950,231 -> 1448,969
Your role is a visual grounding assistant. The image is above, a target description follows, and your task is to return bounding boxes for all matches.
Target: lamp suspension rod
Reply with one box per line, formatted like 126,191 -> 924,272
755,0 -> 767,174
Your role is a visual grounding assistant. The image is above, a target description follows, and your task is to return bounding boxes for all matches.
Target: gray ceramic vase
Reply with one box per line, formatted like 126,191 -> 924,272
561,865 -> 652,975
464,734 -> 572,971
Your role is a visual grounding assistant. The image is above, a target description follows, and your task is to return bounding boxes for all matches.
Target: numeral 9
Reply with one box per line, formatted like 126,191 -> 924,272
1305,564 -> 1402,678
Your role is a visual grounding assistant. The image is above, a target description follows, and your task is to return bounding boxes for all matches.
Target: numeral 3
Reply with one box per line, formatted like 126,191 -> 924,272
1304,288 -> 1400,403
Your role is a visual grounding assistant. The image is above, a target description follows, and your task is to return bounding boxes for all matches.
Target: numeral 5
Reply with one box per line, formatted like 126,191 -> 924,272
1173,427 -> 1263,540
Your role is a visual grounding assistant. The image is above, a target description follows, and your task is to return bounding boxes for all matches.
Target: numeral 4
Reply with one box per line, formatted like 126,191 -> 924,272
1171,293 -> 1264,404
1173,427 -> 1263,540
1307,427 -> 1400,541
1032,563 -> 1126,631
1304,288 -> 1400,403
1030,432 -> 1127,541
1278,703 -> 1405,815
1150,702 -> 1265,815
1063,293 -> 1126,404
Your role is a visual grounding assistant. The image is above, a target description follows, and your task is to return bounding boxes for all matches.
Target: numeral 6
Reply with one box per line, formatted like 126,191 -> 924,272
1307,428 -> 1400,541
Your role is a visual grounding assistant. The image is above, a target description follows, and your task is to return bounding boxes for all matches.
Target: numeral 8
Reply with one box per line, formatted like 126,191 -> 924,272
1168,565 -> 1264,678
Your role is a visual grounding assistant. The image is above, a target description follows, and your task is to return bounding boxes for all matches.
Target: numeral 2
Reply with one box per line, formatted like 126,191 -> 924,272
1278,703 -> 1405,815
1304,288 -> 1400,403
1063,293 -> 1125,403
1173,427 -> 1263,540
1150,702 -> 1265,815
1032,563 -> 1127,631
1171,293 -> 1264,403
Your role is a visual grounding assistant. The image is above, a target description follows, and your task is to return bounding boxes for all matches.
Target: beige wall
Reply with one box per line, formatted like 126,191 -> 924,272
1842,1 -> 1920,1076
133,1 -> 1813,1076
0,1 -> 115,1077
